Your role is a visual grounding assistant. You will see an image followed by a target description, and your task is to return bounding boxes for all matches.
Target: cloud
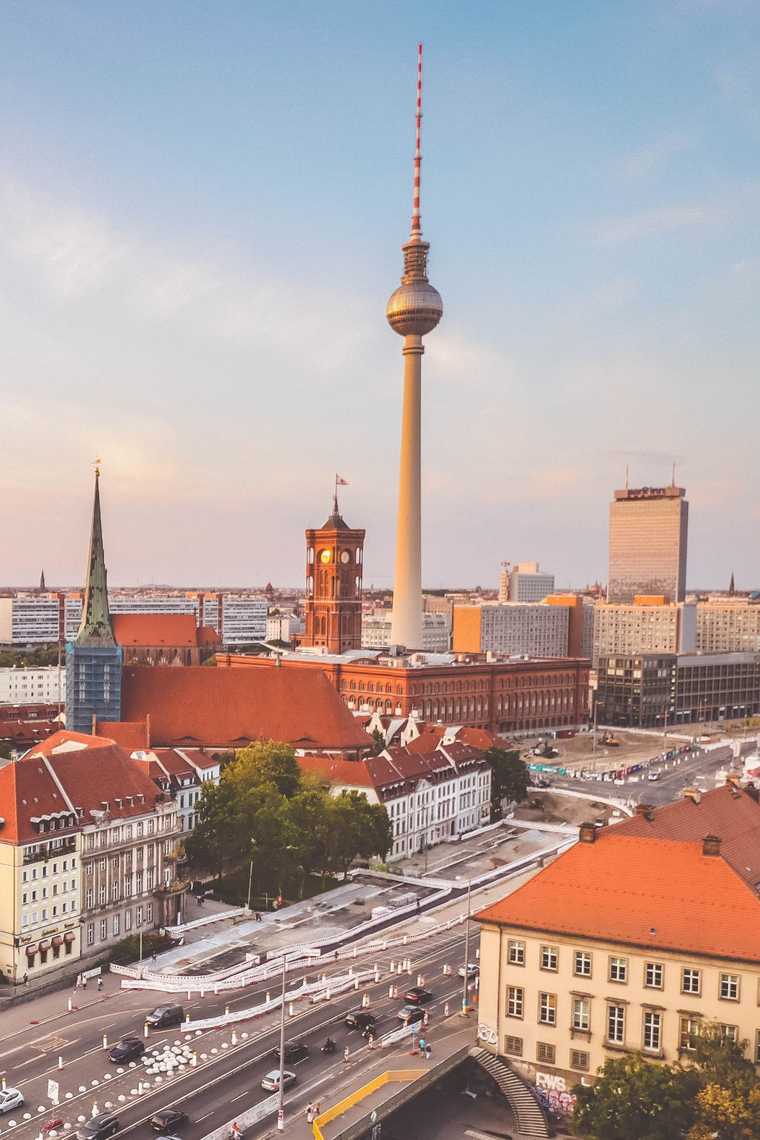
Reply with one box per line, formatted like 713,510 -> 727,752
591,203 -> 714,246
619,132 -> 695,180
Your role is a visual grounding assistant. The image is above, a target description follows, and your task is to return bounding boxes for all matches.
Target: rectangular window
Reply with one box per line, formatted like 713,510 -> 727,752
680,1016 -> 701,1051
504,1035 -> 523,1057
507,939 -> 525,966
720,974 -> 740,1001
538,992 -> 557,1026
643,1011 -> 662,1053
645,962 -> 664,989
136,904 -> 144,926
755,1030 -> 760,1066
607,1004 -> 625,1044
99,918 -> 107,941
86,922 -> 95,946
572,997 -> 590,1031
609,957 -> 628,984
124,909 -> 132,931
112,914 -> 120,936
682,968 -> 701,995
507,986 -> 524,1018
536,1042 -> 556,1064
540,944 -> 558,971
146,902 -> 153,923
570,1050 -> 589,1071
574,951 -> 592,978
718,1024 -> 738,1044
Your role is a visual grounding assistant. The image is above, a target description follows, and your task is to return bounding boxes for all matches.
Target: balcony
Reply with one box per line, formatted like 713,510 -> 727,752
23,837 -> 77,865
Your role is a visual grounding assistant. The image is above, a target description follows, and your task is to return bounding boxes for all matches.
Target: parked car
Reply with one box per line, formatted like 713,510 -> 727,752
149,1110 -> 188,1133
261,1070 -> 296,1092
76,1113 -> 120,1140
458,963 -> 479,979
0,1089 -> 24,1115
403,987 -> 433,1005
397,1005 -> 425,1025
108,1037 -> 145,1063
145,1005 -> 184,1029
344,1011 -> 377,1033
272,1041 -> 310,1064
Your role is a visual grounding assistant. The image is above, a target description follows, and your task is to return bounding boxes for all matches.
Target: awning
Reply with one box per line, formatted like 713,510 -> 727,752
51,935 -> 63,948
38,940 -> 50,952
25,944 -> 37,957
63,931 -> 76,943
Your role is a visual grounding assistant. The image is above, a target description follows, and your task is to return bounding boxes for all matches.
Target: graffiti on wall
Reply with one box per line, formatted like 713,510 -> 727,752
535,1071 -> 577,1117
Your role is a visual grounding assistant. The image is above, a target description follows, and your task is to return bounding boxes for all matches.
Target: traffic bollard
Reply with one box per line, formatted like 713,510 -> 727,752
362,992 -> 369,1008
67,998 -> 73,1012
288,1003 -> 294,1017
444,1002 -> 450,1017
225,1004 -> 230,1016
58,1056 -> 63,1071
102,1035 -> 108,1049
143,1024 -> 149,1039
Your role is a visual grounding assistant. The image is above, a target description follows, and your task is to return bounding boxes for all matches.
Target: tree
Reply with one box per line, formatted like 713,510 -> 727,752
573,1054 -> 700,1140
486,747 -> 529,820
184,782 -> 246,880
227,741 -> 301,799
327,792 -> 392,879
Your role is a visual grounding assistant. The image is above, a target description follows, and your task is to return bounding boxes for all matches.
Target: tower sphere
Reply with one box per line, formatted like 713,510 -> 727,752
386,278 -> 443,337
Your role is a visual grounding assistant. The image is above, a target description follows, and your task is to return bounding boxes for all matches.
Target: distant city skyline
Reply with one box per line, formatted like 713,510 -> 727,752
1,3 -> 759,589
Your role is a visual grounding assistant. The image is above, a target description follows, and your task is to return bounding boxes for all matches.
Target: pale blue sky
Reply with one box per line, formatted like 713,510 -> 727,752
1,1 -> 758,590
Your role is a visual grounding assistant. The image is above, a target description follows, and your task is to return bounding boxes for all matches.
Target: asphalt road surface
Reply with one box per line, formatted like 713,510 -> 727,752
550,744 -> 733,805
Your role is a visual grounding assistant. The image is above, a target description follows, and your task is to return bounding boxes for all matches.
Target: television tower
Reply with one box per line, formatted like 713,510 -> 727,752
386,42 -> 443,649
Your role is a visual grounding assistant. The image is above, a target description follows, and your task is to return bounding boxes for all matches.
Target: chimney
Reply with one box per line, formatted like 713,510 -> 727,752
683,787 -> 701,805
702,834 -> 721,857
579,821 -> 597,843
636,803 -> 656,822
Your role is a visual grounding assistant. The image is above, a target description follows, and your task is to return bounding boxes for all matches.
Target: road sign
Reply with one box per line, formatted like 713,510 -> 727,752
81,966 -> 102,980
47,1080 -> 59,1105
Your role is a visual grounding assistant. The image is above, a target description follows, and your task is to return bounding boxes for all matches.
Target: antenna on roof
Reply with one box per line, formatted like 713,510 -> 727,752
671,460 -> 676,487
624,463 -> 629,490
411,41 -> 423,238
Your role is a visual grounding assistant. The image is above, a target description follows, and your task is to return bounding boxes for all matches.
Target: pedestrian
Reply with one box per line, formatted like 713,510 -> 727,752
151,950 -> 157,963
425,1042 -> 432,1060
367,1032 -> 375,1049
343,1046 -> 350,1064
22,972 -> 28,985
74,975 -> 80,991
97,977 -> 103,991
306,1105 -> 314,1124
314,1101 -> 321,1117
196,895 -> 201,908
82,975 -> 87,989
418,1037 -> 426,1055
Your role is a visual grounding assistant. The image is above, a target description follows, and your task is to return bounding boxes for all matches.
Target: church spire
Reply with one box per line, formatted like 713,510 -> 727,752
76,466 -> 115,646
729,570 -> 736,596
39,568 -> 46,591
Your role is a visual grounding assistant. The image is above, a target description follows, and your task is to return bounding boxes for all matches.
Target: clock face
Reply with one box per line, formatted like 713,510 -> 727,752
340,550 -> 350,564
319,549 -> 332,564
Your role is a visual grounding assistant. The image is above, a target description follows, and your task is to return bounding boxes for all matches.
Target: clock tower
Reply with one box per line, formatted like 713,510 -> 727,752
302,491 -> 365,654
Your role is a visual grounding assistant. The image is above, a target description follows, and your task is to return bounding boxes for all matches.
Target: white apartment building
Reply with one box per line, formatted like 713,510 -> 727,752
266,611 -> 306,644
456,603 -> 569,658
696,599 -> 760,654
0,595 -> 62,644
592,600 -> 696,668
499,563 -> 555,604
361,610 -> 451,653
131,747 -> 221,836
200,595 -> 268,645
0,666 -> 65,706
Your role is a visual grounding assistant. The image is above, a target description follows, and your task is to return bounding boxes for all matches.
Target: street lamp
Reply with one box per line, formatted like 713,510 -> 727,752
246,840 -> 257,912
461,879 -> 472,1015
277,952 -> 287,1131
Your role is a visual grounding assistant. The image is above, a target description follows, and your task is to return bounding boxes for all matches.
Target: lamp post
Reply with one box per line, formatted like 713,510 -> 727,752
276,953 -> 287,1131
461,879 -> 472,1015
246,840 -> 257,912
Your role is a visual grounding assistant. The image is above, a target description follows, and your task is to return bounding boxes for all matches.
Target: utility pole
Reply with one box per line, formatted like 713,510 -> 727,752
277,954 -> 287,1131
461,879 -> 472,1015
138,929 -> 143,979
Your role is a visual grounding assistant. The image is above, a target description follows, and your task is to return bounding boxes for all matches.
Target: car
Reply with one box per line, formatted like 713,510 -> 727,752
76,1113 -> 120,1140
397,1005 -> 425,1025
647,771 -> 660,782
108,1037 -> 145,1063
261,1069 -> 296,1092
0,1089 -> 24,1115
272,1041 -> 310,1064
403,987 -> 433,1005
149,1110 -> 188,1133
344,1010 -> 377,1033
41,1120 -> 65,1136
458,963 -> 479,979
145,1005 -> 184,1029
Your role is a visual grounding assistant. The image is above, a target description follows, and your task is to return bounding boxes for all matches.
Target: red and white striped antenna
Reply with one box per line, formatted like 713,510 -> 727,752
411,41 -> 423,238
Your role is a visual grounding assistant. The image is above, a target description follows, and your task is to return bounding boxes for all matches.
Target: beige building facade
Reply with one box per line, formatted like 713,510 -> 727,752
696,599 -> 760,654
608,485 -> 688,604
592,599 -> 696,668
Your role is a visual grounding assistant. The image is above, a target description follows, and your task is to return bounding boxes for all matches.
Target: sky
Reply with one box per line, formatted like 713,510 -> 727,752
1,0 -> 759,591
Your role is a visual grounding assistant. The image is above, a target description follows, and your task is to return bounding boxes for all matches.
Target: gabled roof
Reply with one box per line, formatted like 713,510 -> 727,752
98,720 -> 149,750
298,754 -> 376,789
298,741 -> 489,801
612,784 -> 760,887
476,833 -> 760,964
112,613 -> 199,648
121,666 -> 372,751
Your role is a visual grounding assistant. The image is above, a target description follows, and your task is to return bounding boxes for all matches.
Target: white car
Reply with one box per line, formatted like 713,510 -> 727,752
261,1070 -> 296,1092
0,1089 -> 24,1115
458,963 -> 479,979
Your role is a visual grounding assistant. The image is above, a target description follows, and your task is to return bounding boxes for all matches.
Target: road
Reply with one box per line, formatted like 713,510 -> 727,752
0,926 -> 473,1140
549,744 -> 733,806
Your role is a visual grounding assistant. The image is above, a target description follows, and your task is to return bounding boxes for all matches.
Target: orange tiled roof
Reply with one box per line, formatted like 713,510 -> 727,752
298,754 -> 376,789
476,833 -> 760,964
121,666 -> 371,751
97,721 -> 149,750
112,613 -> 198,648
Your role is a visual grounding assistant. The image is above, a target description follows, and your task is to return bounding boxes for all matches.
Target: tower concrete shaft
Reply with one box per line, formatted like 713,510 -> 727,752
390,336 -> 424,648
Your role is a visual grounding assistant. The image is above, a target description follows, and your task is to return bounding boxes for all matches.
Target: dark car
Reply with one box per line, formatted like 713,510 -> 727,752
272,1041 -> 310,1064
397,1005 -> 425,1025
403,987 -> 433,1005
108,1037 -> 145,1063
76,1113 -> 119,1140
149,1110 -> 188,1133
145,1005 -> 184,1029
345,1011 -> 377,1033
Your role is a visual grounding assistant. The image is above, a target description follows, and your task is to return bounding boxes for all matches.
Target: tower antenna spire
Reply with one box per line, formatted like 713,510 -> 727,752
411,41 -> 423,238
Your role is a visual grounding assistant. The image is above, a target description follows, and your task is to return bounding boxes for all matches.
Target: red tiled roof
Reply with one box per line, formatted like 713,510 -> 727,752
197,626 -> 221,647
121,666 -> 371,751
113,613 -> 198,648
476,834 -> 760,964
0,720 -> 59,744
97,721 -> 149,750
0,756 -> 76,843
298,754 -> 376,789
612,784 -> 760,886
407,725 -> 502,753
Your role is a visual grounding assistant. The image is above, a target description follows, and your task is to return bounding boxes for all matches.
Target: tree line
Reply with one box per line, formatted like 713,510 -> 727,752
184,742 -> 392,899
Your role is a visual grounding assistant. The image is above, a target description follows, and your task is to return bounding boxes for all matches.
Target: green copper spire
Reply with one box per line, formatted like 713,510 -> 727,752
76,467 -> 116,647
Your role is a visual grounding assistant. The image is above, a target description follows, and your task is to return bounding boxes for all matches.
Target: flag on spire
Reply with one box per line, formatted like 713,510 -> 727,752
336,474 -> 349,486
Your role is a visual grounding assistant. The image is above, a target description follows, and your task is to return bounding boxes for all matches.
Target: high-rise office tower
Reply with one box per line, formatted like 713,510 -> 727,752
607,483 -> 689,603
65,468 -> 123,733
386,43 -> 443,650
